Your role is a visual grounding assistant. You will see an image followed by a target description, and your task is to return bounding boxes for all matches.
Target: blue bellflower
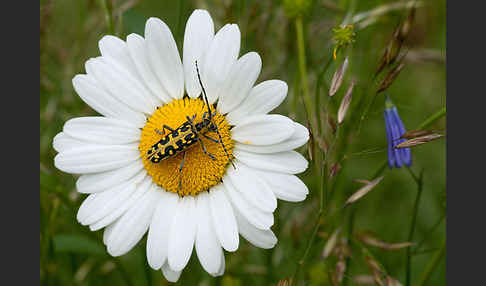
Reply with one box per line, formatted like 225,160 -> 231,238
384,97 -> 412,168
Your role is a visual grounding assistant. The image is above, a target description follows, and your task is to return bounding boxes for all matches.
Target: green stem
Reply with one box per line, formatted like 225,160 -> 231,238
351,237 -> 389,276
418,107 -> 446,130
176,0 -> 185,46
113,258 -> 134,286
292,208 -> 323,285
292,150 -> 327,285
144,250 -> 153,286
315,55 -> 334,133
295,17 -> 316,136
291,18 -> 326,285
342,206 -> 357,286
291,70 -> 300,119
292,128 -> 339,285
267,208 -> 279,284
415,238 -> 446,286
406,168 -> 424,286
100,0 -> 114,35
413,212 -> 445,254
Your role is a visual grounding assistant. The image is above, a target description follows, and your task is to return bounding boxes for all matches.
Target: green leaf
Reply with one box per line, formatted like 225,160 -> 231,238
53,234 -> 106,256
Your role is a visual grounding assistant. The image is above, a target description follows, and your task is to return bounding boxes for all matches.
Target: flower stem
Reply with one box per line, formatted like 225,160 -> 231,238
405,168 -> 424,286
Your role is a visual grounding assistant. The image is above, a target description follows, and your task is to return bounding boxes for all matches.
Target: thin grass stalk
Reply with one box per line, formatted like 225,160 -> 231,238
418,107 -> 446,130
351,237 -> 390,276
342,158 -> 385,286
291,152 -> 326,285
405,168 -> 424,286
322,126 -> 341,210
413,213 -> 445,254
315,55 -> 334,133
292,125 -> 340,284
415,238 -> 446,286
291,15 -> 325,285
342,205 -> 357,286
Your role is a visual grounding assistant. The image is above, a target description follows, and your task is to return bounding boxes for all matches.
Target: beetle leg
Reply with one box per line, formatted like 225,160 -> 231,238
213,125 -> 236,169
202,133 -> 220,143
198,138 -> 216,160
155,125 -> 175,135
186,114 -> 197,123
178,151 -> 187,190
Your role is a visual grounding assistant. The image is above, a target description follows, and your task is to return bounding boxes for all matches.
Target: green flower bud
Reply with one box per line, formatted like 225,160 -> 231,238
283,0 -> 312,19
332,25 -> 356,58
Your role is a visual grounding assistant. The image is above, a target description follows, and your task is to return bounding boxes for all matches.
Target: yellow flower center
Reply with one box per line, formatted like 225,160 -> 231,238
139,98 -> 234,196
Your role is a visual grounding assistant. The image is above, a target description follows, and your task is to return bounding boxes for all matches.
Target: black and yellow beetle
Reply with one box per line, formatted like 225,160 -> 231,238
146,61 -> 234,189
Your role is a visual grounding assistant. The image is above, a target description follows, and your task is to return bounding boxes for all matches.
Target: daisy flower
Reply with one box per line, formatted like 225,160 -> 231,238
53,9 -> 309,282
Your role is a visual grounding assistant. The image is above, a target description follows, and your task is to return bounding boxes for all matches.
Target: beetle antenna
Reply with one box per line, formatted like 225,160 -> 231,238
195,60 -> 235,169
195,61 -> 212,119
214,125 -> 236,169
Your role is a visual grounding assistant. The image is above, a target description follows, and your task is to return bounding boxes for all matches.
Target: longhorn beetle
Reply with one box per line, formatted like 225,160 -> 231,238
146,60 -> 235,190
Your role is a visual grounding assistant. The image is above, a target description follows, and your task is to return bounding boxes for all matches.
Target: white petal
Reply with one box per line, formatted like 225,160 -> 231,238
126,33 -> 172,103
233,207 -> 277,249
52,132 -> 88,153
226,80 -> 288,125
217,52 -> 261,114
231,114 -> 295,145
145,17 -> 184,99
208,185 -> 239,252
72,74 -> 146,127
201,24 -> 240,104
209,251 -> 225,277
76,160 -> 144,194
63,116 -> 141,145
146,190 -> 178,270
98,35 -> 144,83
103,223 -> 115,245
89,175 -> 153,231
161,262 -> 182,283
234,122 -> 309,153
227,162 -> 277,212
168,196 -> 197,271
233,150 -> 308,174
54,144 -> 139,174
223,175 -> 273,230
195,192 -> 223,274
85,57 -> 156,114
105,188 -> 159,256
253,169 -> 309,202
76,170 -> 146,225
99,35 -> 163,110
183,9 -> 214,98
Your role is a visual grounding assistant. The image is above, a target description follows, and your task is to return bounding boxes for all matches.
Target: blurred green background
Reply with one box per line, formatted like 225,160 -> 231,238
40,0 -> 445,285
